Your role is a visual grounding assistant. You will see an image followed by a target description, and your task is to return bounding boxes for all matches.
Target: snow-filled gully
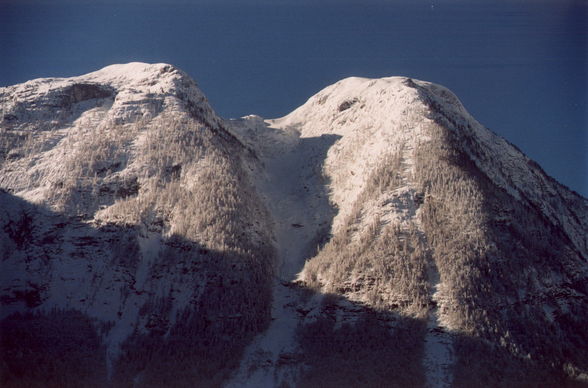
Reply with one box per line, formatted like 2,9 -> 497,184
226,125 -> 337,387
423,269 -> 455,388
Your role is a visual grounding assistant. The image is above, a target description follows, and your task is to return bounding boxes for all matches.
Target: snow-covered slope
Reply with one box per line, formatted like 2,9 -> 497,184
0,63 -> 225,206
230,76 -> 588,387
0,63 -> 275,387
1,65 -> 587,387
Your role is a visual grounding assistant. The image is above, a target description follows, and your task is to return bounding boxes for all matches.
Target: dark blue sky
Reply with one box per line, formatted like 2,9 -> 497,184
1,0 -> 586,196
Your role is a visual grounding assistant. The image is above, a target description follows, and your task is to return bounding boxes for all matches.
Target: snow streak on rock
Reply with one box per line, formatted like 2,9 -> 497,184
424,281 -> 455,388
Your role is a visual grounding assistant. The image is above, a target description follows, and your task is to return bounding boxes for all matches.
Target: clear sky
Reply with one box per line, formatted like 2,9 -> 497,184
1,0 -> 586,196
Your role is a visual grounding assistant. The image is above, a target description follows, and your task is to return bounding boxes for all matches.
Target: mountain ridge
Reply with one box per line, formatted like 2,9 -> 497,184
1,63 -> 587,387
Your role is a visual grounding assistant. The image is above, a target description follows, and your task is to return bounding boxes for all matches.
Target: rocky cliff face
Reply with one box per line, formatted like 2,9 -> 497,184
1,64 -> 587,387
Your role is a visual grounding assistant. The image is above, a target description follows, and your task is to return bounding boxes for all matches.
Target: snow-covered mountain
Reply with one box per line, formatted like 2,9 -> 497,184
1,64 -> 587,387
0,63 -> 275,387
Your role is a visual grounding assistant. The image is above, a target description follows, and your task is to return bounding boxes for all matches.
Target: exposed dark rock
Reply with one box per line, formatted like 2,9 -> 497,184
338,98 -> 358,112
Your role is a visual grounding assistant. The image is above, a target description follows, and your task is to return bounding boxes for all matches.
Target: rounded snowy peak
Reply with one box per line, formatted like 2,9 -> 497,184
2,62 -> 198,96
80,62 -> 195,91
272,75 -> 469,138
1,62 -> 221,131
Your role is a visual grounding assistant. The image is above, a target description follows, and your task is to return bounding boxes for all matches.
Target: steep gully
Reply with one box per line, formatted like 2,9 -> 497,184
226,119 -> 338,387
